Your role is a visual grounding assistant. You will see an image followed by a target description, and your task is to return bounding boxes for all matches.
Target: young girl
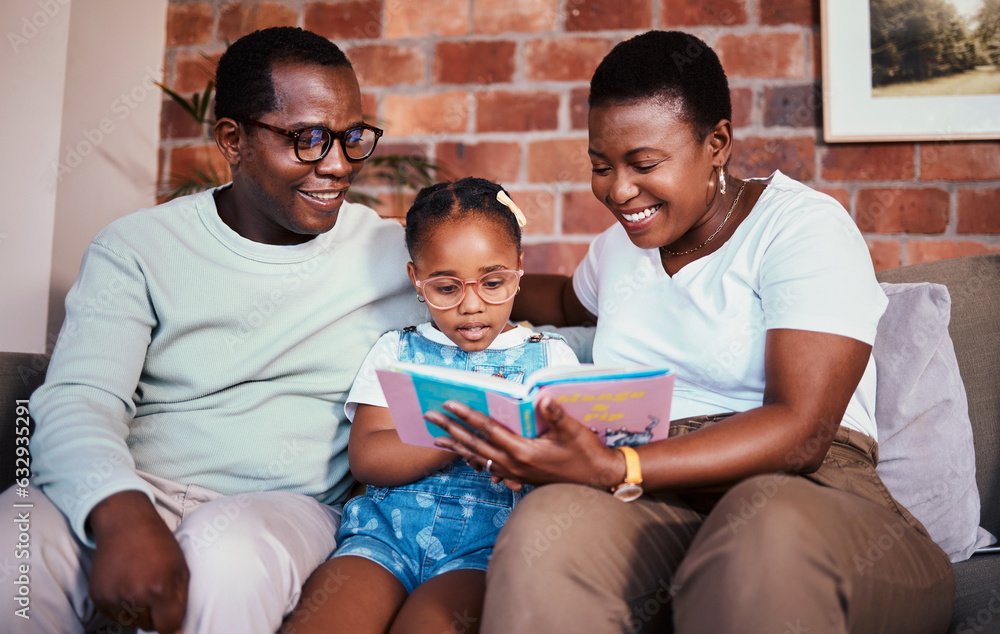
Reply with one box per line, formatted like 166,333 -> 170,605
281,177 -> 579,634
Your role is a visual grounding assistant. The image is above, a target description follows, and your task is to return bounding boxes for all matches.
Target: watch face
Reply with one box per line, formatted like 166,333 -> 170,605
613,483 -> 643,502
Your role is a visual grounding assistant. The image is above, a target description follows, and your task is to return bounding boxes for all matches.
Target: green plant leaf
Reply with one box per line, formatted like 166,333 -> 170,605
156,82 -> 200,121
196,81 -> 214,124
156,80 -> 214,126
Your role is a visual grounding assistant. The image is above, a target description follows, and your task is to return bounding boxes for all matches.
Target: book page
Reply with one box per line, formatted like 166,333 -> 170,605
525,364 -> 673,388
389,362 -> 530,398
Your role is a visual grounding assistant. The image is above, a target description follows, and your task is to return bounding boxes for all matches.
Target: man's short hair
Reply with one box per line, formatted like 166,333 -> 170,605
214,26 -> 353,122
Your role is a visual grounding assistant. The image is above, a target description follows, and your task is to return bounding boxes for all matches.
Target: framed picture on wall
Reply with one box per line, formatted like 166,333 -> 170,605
821,0 -> 1000,142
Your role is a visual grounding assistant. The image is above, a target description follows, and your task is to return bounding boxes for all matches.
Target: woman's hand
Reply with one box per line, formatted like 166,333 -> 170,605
431,331 -> 875,495
428,397 -> 625,490
460,454 -> 522,491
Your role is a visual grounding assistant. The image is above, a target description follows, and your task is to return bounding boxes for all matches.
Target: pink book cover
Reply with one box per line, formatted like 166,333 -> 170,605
376,365 -> 675,450
531,372 -> 674,447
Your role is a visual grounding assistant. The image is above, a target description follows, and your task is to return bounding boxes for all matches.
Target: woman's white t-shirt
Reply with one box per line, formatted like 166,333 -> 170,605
572,171 -> 887,439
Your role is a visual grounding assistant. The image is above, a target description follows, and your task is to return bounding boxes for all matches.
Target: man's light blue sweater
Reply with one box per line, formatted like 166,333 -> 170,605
29,187 -> 426,545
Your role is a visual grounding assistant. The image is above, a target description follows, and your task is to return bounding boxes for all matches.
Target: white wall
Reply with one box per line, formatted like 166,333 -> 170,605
47,0 -> 168,348
0,0 -> 71,353
0,0 -> 167,353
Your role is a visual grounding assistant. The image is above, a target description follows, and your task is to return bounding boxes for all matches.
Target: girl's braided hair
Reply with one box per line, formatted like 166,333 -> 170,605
405,177 -> 522,259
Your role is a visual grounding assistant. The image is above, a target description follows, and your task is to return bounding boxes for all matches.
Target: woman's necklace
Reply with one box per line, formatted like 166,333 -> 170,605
659,182 -> 746,257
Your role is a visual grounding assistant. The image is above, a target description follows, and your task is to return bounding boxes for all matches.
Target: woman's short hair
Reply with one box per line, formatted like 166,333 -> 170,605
214,26 -> 352,122
589,30 -> 732,140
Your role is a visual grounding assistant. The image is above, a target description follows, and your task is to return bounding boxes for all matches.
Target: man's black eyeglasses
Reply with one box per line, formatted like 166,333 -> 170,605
234,118 -> 383,162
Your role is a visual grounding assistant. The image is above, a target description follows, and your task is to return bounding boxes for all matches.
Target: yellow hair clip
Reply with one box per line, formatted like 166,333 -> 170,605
497,190 -> 527,228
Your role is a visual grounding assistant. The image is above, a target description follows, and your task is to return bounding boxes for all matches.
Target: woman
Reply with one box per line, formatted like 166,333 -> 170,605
428,31 -> 954,633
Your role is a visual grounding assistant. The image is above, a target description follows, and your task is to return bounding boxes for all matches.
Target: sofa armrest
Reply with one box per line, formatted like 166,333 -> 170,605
0,352 -> 49,491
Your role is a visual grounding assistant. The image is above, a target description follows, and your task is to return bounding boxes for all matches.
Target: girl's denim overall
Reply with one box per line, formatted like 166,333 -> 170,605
332,327 -> 564,591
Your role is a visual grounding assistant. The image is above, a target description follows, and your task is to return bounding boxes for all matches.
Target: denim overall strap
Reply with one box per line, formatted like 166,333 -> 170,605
397,326 -> 561,384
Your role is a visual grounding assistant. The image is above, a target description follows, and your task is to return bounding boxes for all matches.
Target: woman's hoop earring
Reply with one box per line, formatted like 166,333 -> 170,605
719,165 -> 727,196
417,294 -> 425,303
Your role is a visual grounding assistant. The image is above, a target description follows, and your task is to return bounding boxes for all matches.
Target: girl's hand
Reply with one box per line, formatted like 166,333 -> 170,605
428,397 -> 625,490
350,404 -> 458,488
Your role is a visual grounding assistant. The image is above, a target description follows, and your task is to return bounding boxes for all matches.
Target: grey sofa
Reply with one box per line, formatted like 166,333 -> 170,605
2,254 -> 998,632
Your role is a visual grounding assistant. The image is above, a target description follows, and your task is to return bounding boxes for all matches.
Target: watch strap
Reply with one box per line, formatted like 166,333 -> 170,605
616,445 -> 642,486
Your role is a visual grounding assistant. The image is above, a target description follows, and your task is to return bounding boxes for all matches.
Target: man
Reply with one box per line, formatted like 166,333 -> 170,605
0,27 -> 425,633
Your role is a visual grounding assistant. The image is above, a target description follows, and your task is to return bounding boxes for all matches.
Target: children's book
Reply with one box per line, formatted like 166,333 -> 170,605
376,363 -> 675,450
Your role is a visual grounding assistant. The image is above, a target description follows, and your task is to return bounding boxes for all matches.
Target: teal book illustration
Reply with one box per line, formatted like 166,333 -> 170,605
375,363 -> 675,450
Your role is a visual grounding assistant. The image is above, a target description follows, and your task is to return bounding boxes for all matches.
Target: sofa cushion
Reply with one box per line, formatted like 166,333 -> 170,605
876,254 -> 1000,540
949,553 -> 1000,633
873,282 -> 995,562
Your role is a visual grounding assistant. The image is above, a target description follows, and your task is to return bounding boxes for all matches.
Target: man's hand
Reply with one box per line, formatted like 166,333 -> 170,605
87,490 -> 189,633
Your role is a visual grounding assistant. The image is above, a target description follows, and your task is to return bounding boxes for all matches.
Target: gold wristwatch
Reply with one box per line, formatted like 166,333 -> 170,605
611,446 -> 643,502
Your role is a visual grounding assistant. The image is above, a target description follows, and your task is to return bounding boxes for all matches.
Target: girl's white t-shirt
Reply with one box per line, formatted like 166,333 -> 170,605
572,171 -> 887,439
346,323 -> 580,421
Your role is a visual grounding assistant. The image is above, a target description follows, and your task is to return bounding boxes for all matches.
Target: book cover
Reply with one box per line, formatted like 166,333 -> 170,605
375,363 -> 675,450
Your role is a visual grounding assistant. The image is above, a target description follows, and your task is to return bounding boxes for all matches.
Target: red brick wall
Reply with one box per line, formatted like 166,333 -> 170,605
160,0 -> 1000,273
